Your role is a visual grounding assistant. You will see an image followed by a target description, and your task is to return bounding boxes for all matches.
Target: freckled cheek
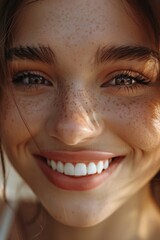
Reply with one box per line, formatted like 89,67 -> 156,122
0,94 -> 56,144
99,96 -> 160,150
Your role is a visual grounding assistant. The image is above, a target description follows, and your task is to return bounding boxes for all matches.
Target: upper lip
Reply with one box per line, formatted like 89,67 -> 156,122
37,150 -> 120,163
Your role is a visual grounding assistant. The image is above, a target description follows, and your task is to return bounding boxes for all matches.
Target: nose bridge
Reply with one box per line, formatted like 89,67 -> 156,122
49,85 -> 102,145
62,87 -> 92,123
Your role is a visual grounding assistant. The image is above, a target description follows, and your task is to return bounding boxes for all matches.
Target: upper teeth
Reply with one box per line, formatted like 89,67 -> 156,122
47,159 -> 112,176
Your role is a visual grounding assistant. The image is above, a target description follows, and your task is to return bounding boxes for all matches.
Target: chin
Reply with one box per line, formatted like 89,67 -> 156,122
49,206 -> 113,228
54,216 -> 104,228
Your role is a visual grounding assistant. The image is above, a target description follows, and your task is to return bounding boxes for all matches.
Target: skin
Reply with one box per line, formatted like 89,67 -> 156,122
1,0 -> 160,239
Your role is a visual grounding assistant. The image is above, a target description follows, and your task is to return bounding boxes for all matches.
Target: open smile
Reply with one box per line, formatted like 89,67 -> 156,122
36,151 -> 125,191
46,158 -> 113,176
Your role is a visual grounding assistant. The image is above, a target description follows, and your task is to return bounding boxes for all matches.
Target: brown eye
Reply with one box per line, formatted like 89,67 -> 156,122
109,75 -> 136,86
101,73 -> 150,88
12,72 -> 53,86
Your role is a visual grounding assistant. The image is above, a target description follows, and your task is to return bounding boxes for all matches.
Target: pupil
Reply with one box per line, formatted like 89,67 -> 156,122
31,76 -> 42,84
117,77 -> 132,85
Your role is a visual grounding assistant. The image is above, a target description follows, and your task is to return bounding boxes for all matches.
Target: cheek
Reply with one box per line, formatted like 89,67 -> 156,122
1,97 -> 28,153
98,95 -> 160,150
1,92 -> 56,140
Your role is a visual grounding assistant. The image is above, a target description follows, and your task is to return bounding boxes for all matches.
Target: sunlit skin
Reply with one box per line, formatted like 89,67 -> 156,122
1,0 -> 160,239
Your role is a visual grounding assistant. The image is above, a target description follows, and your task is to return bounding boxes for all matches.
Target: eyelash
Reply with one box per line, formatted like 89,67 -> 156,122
12,71 -> 53,88
11,70 -> 151,93
101,71 -> 151,92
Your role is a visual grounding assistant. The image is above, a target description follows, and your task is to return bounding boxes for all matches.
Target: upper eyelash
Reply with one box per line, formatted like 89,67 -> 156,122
12,71 -> 52,86
100,71 -> 151,88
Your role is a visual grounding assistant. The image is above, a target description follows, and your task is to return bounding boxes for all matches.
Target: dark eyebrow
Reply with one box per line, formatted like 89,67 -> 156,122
95,45 -> 159,64
6,45 -> 159,66
6,45 -> 56,64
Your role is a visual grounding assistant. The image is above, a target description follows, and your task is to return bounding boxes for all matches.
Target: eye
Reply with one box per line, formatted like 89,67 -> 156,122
100,72 -> 150,88
12,71 -> 53,87
109,74 -> 136,86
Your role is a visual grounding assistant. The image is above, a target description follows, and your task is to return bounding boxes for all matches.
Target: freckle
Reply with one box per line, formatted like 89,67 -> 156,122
65,96 -> 69,101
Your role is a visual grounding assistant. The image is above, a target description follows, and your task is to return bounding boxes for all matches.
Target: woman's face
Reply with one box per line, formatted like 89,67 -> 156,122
1,0 -> 160,227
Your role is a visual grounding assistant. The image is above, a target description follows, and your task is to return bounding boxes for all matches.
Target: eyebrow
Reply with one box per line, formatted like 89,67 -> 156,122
6,44 -> 159,66
6,45 -> 56,64
95,45 -> 159,64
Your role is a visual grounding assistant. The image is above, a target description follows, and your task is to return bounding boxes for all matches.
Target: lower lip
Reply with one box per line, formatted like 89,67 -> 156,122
37,157 -> 124,191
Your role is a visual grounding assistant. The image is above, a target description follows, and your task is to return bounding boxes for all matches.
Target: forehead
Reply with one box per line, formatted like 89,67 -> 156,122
12,0 -> 154,59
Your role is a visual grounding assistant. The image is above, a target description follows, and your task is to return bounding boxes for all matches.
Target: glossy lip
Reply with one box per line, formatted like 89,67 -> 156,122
39,150 -> 116,163
35,151 -> 125,191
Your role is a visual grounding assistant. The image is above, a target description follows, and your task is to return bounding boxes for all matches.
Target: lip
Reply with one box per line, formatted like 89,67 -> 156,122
35,151 -> 125,191
39,150 -> 116,163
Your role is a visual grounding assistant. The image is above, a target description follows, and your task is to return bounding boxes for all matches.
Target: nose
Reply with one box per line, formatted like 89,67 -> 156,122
46,98 -> 103,146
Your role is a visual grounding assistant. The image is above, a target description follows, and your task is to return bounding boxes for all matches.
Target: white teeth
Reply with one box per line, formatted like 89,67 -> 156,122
104,160 -> 109,169
75,163 -> 87,176
64,163 -> 74,176
87,162 -> 97,175
97,161 -> 103,174
57,161 -> 64,173
47,158 -> 113,176
51,160 -> 56,170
